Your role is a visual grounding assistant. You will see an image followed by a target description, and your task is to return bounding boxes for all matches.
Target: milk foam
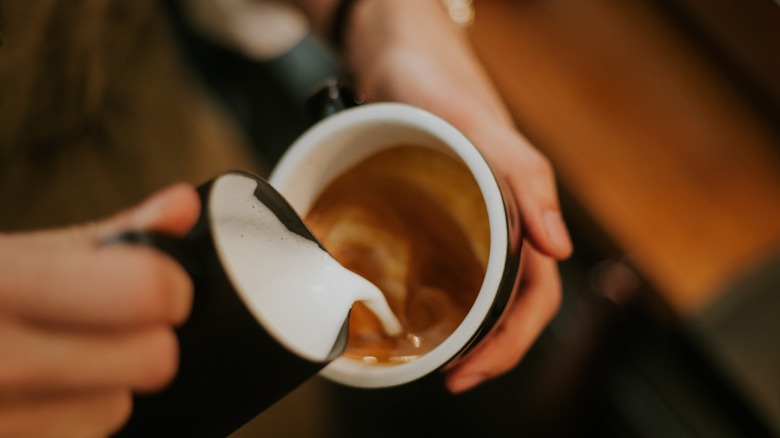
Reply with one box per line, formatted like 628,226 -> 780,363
210,173 -> 401,362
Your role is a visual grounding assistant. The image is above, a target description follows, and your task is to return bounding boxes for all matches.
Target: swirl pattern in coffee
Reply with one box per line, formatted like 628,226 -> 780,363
305,145 -> 489,364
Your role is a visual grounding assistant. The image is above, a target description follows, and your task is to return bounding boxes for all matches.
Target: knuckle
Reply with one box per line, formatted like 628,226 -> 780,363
476,329 -> 525,378
531,153 -> 555,181
514,147 -> 554,181
0,367 -> 16,393
0,324 -> 34,393
0,362 -> 14,394
543,282 -> 563,323
139,328 -> 179,391
137,253 -> 175,293
130,251 -> 191,323
485,359 -> 516,379
103,390 -> 133,435
501,345 -> 528,375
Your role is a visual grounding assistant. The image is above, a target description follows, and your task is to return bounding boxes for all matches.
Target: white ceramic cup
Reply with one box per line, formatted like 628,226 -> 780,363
270,103 -> 521,388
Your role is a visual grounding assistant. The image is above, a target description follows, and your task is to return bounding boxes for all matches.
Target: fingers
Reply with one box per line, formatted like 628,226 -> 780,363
493,138 -> 573,261
0,321 -> 179,395
445,246 -> 561,393
0,183 -> 199,329
0,243 -> 193,328
0,183 -> 198,436
124,182 -> 201,237
0,389 -> 132,438
14,183 -> 201,248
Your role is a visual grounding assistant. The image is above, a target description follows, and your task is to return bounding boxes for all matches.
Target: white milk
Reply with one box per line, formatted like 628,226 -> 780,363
209,173 -> 402,363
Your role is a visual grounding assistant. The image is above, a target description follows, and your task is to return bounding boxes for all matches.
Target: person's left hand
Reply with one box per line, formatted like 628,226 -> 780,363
343,0 -> 573,393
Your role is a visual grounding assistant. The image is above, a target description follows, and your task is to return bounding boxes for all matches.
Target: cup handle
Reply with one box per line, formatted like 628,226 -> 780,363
304,78 -> 363,122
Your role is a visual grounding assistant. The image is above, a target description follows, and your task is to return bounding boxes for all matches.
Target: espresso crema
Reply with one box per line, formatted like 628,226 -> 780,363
305,145 -> 490,364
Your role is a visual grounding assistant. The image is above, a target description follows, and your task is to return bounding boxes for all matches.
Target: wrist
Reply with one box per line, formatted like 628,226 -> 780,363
340,0 -> 464,91
340,0 -> 466,50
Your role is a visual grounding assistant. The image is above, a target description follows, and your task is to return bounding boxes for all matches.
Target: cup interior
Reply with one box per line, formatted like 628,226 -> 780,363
270,103 -> 511,387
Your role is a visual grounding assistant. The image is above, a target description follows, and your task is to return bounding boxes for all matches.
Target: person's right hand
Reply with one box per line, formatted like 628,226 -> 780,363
0,184 -> 199,437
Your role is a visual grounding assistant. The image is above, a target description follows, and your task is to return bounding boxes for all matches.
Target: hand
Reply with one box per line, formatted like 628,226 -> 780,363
0,184 -> 199,437
343,0 -> 573,392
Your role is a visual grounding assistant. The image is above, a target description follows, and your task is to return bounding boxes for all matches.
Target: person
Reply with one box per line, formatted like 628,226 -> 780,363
0,0 -> 572,435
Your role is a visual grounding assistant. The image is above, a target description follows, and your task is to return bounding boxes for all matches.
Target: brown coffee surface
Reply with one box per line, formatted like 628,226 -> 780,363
305,145 -> 489,364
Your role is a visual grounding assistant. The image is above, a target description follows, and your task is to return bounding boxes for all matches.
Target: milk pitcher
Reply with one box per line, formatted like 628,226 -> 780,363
112,171 -> 398,437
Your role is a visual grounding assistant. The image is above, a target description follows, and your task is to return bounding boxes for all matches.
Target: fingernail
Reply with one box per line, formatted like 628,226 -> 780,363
544,210 -> 572,255
449,373 -> 487,394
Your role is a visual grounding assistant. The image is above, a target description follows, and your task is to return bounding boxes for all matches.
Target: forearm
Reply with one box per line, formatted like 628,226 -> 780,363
341,0 -> 514,133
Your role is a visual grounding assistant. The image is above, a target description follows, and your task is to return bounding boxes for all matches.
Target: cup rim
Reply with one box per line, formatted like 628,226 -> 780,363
270,102 -> 512,387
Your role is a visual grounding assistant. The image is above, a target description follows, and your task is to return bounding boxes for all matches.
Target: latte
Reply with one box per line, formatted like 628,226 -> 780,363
305,145 -> 489,364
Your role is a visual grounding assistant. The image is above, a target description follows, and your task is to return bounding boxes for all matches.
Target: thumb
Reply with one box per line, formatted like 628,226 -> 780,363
22,184 -> 201,249
97,183 -> 202,240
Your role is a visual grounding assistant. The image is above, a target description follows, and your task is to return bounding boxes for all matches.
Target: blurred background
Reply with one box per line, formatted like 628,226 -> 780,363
1,0 -> 778,436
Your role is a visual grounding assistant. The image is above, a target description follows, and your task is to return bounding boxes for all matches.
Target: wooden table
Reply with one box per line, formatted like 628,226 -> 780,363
469,0 -> 780,316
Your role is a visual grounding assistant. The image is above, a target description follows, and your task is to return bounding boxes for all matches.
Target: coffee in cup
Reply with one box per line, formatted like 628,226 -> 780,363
304,145 -> 489,365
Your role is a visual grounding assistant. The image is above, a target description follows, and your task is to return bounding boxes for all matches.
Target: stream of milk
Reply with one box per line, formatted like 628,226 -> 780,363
209,173 -> 402,362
